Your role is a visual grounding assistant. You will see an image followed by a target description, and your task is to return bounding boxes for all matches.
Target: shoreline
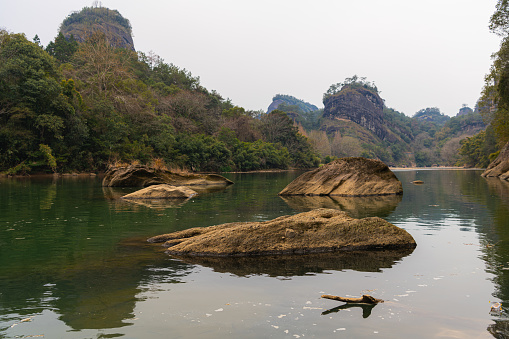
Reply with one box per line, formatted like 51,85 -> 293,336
0,166 -> 485,179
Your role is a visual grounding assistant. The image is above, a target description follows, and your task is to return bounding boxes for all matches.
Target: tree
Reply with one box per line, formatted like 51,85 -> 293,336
0,31 -> 74,171
259,110 -> 319,168
46,32 -> 78,63
490,0 -> 509,36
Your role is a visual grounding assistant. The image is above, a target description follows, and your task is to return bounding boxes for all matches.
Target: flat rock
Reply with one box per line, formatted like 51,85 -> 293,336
148,208 -> 416,257
102,164 -> 234,187
279,157 -> 402,196
122,184 -> 197,199
482,141 -> 509,180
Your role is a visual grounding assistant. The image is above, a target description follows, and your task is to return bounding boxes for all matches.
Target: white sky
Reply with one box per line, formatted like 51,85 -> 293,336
0,0 -> 502,116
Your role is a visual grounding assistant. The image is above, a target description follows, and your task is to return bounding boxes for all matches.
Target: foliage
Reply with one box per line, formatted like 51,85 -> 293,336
490,0 -> 509,36
457,127 -> 498,168
46,32 -> 78,64
0,31 -> 75,171
324,75 -> 378,101
413,107 -> 450,126
259,110 -> 320,168
39,144 -> 57,172
0,16 -> 320,174
479,1 -> 509,153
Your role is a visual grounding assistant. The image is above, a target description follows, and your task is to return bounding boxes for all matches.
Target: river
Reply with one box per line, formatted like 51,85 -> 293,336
1,169 -> 509,338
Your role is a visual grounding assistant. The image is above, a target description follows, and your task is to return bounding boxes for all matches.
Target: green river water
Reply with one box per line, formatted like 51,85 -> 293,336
1,169 -> 509,338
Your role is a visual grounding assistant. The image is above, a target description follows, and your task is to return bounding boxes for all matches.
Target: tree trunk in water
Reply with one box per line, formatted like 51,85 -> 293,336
321,294 -> 383,304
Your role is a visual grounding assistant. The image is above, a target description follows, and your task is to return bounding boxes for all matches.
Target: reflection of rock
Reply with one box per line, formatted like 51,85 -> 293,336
122,184 -> 197,199
279,157 -> 402,196
484,177 -> 509,199
122,198 -> 191,209
279,194 -> 402,218
104,184 -> 231,210
149,208 -> 416,256
102,164 -> 234,187
174,249 -> 414,277
482,141 -> 509,180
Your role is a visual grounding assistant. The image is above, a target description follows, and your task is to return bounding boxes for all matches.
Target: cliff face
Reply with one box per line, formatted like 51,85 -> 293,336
267,94 -> 319,114
323,86 -> 386,139
482,141 -> 509,180
60,7 -> 135,51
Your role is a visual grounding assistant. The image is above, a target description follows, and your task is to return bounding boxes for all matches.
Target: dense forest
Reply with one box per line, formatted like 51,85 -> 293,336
0,7 -> 320,175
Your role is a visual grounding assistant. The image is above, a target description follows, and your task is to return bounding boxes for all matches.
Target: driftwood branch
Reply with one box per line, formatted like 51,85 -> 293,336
321,294 -> 383,304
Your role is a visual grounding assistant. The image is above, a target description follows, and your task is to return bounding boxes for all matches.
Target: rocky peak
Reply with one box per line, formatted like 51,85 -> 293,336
322,86 -> 386,139
60,6 -> 135,51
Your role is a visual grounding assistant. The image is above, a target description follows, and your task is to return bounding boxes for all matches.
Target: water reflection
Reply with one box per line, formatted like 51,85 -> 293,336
170,248 -> 414,278
103,185 -> 232,210
280,194 -> 402,218
0,239 -> 193,333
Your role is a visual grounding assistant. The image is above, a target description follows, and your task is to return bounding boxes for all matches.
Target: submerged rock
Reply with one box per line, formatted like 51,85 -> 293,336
122,184 -> 197,199
148,208 -> 416,257
279,157 -> 402,196
482,141 -> 509,180
102,164 -> 234,187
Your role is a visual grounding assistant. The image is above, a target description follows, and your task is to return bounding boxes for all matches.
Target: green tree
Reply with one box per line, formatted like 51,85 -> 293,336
46,32 -> 78,64
0,31 -> 74,171
259,110 -> 319,168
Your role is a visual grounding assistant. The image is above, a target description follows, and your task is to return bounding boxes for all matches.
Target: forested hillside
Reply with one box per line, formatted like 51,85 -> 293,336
0,7 -> 320,175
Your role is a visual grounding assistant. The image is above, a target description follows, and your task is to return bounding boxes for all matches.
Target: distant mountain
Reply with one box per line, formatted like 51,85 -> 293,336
456,106 -> 474,117
413,107 -> 450,125
267,94 -> 318,114
59,6 -> 135,50
267,83 -> 486,167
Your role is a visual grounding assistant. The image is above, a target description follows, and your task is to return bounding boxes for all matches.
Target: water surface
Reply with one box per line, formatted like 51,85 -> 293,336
1,170 -> 509,338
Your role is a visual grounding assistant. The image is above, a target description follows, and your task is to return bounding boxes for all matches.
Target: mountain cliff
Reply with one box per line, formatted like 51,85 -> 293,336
59,6 -> 135,51
322,85 -> 387,140
267,94 -> 318,114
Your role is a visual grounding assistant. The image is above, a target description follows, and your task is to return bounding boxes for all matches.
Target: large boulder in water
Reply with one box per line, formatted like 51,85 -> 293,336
102,164 -> 233,187
482,141 -> 509,180
279,157 -> 402,196
148,208 -> 416,257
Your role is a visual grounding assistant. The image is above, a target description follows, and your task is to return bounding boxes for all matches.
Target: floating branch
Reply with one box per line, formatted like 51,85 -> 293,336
321,294 -> 383,304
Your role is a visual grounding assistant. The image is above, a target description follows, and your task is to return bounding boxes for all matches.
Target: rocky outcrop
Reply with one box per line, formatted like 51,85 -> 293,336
148,208 -> 416,257
279,157 -> 402,196
267,94 -> 318,114
323,86 -> 386,139
102,165 -> 234,187
122,184 -> 197,199
482,141 -> 509,180
60,7 -> 135,51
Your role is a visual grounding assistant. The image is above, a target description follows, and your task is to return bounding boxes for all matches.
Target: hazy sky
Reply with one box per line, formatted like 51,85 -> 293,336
0,0 -> 502,116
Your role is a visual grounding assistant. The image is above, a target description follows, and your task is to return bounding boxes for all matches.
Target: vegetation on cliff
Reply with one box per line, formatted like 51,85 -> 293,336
459,0 -> 509,168
59,6 -> 134,50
